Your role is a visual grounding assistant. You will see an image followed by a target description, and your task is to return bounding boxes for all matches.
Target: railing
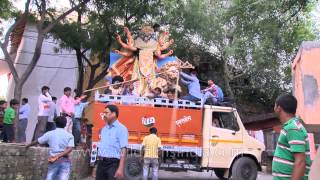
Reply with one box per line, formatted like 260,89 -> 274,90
94,91 -> 203,108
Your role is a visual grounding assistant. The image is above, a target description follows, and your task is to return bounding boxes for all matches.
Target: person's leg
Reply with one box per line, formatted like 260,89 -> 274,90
47,122 -> 56,132
143,158 -> 151,180
57,160 -> 71,180
6,124 -> 14,142
203,91 -> 217,105
106,159 -> 119,180
16,120 -> 22,143
95,161 -> 107,180
22,119 -> 27,143
0,127 -> 3,141
72,118 -> 81,145
32,116 -> 41,141
151,158 -> 159,180
181,94 -> 200,102
46,122 -> 51,132
46,162 -> 59,180
33,116 -> 48,140
76,118 -> 81,144
65,116 -> 73,133
3,124 -> 8,142
72,118 -> 77,142
18,118 -> 27,143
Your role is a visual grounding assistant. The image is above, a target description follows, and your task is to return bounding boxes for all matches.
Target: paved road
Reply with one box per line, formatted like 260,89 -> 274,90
84,170 -> 273,180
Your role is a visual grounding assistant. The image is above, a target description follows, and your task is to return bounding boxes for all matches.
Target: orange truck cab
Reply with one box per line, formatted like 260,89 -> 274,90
90,92 -> 265,180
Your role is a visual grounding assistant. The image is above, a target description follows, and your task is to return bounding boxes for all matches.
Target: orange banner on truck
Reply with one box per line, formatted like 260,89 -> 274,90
91,102 -> 203,147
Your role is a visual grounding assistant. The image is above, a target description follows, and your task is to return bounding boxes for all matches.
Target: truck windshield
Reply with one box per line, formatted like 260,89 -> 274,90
212,112 -> 239,131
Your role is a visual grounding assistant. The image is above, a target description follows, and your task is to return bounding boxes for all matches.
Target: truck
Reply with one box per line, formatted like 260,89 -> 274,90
90,92 -> 265,180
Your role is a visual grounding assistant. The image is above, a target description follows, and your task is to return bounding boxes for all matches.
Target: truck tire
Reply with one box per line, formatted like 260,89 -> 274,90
213,168 -> 228,180
231,157 -> 257,180
124,156 -> 143,180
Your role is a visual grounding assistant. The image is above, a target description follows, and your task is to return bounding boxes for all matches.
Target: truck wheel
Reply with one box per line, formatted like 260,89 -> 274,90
231,157 -> 257,180
124,156 -> 143,180
213,168 -> 228,180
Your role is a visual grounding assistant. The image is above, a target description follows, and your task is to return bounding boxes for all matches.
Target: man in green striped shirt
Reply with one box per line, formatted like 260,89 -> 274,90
272,94 -> 312,180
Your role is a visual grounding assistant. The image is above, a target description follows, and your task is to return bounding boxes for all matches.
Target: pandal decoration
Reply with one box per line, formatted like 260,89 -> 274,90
84,25 -> 194,95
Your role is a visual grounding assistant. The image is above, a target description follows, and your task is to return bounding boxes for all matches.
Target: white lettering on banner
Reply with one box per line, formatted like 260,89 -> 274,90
100,113 -> 105,120
176,116 -> 192,127
142,116 -> 156,127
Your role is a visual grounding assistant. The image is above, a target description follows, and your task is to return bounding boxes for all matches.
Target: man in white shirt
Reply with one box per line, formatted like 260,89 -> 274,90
33,86 -> 52,141
17,98 -> 31,143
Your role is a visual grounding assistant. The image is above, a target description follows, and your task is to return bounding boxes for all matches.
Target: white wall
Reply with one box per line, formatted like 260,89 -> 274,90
6,23 -> 78,142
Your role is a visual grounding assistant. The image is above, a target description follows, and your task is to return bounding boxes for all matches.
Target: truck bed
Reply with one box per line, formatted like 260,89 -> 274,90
91,102 -> 203,147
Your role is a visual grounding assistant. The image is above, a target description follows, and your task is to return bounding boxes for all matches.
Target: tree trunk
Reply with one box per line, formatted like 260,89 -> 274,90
76,48 -> 84,94
222,58 -> 234,99
84,64 -> 99,99
13,80 -> 22,135
13,81 -> 23,101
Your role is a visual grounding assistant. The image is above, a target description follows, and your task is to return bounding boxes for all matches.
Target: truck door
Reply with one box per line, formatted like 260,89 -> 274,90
207,110 -> 243,168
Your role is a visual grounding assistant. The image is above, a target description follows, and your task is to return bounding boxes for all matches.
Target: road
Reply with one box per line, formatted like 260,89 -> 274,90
152,170 -> 272,180
84,170 -> 273,180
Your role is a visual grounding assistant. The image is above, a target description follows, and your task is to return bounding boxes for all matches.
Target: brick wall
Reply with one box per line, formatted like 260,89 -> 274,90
0,143 -> 91,180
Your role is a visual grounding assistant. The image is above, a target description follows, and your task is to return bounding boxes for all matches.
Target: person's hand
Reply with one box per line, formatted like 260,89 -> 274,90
25,144 -> 31,149
116,34 -> 121,41
69,112 -> 74,117
48,156 -> 59,163
80,95 -> 87,99
114,168 -> 124,179
124,27 -> 129,33
113,49 -> 121,54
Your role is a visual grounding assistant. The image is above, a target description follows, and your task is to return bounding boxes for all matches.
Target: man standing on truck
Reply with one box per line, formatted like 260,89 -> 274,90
272,94 -> 311,180
96,104 -> 128,180
180,70 -> 202,102
141,127 -> 161,180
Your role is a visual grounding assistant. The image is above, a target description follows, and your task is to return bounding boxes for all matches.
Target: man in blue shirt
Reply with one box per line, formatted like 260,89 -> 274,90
17,98 -> 31,143
73,97 -> 90,146
97,104 -> 128,180
26,116 -> 75,180
179,70 -> 202,102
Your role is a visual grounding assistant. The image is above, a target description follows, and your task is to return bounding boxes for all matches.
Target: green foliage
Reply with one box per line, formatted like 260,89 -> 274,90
51,0 -> 317,111
160,0 -> 316,109
0,0 -> 16,20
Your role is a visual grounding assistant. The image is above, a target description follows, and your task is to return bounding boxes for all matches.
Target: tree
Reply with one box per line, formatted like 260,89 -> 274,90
51,0 -> 165,95
52,0 -> 316,113
158,0 -> 316,111
0,0 -> 90,101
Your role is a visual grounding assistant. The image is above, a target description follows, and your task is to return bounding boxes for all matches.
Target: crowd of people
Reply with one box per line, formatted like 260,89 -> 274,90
0,69 -> 224,145
0,69 -> 225,180
0,86 -> 90,146
103,69 -> 224,105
